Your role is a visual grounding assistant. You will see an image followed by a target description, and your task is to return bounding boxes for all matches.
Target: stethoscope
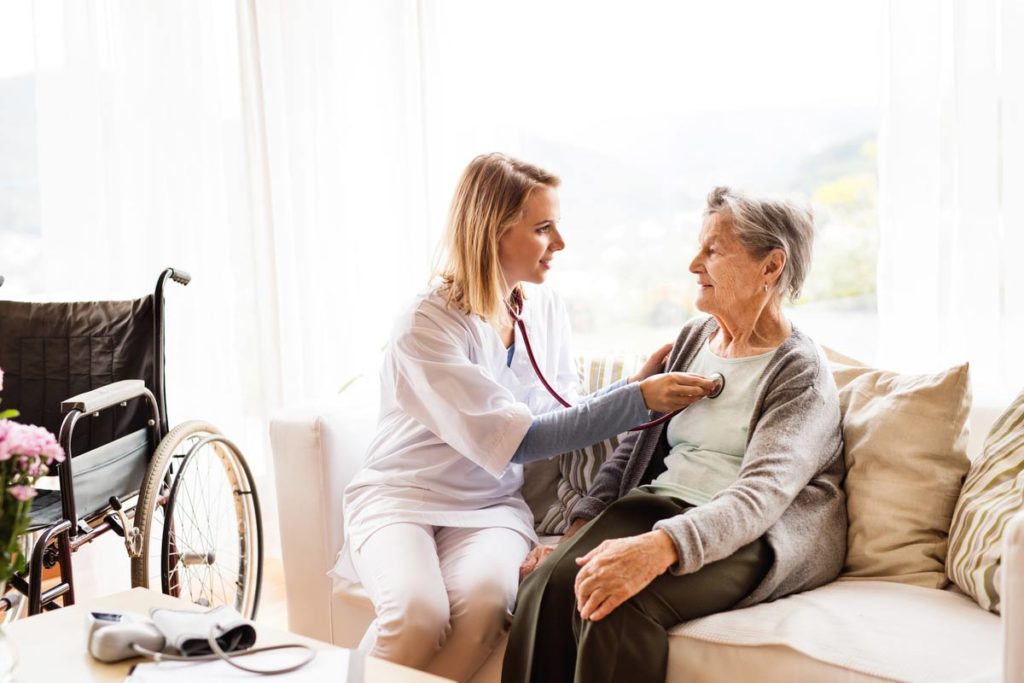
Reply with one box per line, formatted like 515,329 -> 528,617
506,291 -> 724,432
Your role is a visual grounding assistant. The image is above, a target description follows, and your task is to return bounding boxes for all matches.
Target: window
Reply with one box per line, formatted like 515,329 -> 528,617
0,0 -> 41,295
425,0 -> 883,361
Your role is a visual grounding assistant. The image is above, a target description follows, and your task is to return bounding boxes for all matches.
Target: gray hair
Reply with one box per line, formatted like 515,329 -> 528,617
704,186 -> 815,301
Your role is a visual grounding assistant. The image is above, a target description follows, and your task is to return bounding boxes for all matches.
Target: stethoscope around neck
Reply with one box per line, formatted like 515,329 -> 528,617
505,290 -> 724,432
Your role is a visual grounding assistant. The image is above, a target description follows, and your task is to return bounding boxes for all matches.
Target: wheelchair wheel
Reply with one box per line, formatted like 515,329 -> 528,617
131,421 -> 263,618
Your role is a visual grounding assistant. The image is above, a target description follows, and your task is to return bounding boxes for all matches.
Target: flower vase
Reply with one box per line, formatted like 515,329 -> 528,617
0,581 -> 15,683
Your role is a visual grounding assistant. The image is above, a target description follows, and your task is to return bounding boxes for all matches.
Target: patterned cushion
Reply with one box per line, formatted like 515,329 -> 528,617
534,353 -> 644,534
947,387 -> 1024,613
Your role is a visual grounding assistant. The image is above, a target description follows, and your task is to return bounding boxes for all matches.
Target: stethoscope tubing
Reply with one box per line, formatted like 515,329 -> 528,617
509,305 -> 706,432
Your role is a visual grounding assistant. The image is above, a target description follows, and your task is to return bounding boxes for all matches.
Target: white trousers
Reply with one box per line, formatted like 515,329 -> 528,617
352,523 -> 531,682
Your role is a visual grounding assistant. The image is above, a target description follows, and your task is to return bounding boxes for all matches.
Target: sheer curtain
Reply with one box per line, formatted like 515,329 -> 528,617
22,0 -> 288,590
245,0 -> 436,403
28,0 -> 436,429
30,0 -> 277,464
22,0 -> 439,564
878,0 -> 1024,405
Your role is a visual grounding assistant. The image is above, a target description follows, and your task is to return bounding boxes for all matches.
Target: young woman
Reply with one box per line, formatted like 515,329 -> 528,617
334,153 -> 714,681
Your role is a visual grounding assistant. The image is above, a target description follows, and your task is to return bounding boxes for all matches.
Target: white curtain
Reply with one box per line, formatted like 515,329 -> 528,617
31,0 -> 277,457
21,0 -> 288,588
28,0 -> 437,424
244,0 -> 436,403
21,0 -> 444,562
878,0 -> 1024,405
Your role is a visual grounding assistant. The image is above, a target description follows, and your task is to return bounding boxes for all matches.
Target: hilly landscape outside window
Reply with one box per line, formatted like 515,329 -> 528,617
426,0 -> 882,363
529,112 -> 879,362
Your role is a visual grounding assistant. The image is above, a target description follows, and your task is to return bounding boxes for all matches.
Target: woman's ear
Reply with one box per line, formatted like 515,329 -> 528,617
763,248 -> 787,284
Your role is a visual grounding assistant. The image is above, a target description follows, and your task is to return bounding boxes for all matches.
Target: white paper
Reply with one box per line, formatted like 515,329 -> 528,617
125,648 -> 354,682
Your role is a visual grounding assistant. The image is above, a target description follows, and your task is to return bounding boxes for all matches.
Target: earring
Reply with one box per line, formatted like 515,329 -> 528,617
763,283 -> 769,293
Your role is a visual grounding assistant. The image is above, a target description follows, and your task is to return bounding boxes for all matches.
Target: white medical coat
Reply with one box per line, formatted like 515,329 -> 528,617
340,284 -> 580,568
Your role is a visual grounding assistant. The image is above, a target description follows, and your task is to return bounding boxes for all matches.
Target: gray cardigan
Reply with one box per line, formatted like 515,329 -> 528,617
569,315 -> 847,607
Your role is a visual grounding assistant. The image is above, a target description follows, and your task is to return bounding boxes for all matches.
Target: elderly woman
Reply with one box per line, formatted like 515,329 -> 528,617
502,187 -> 847,683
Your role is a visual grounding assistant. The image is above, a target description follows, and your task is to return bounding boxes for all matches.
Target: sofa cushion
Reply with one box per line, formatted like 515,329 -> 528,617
831,361 -> 972,588
531,353 -> 643,534
671,580 -> 1001,682
338,577 -> 1001,683
947,385 -> 1024,613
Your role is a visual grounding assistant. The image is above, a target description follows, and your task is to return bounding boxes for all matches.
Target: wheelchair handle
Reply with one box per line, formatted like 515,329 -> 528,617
167,268 -> 191,286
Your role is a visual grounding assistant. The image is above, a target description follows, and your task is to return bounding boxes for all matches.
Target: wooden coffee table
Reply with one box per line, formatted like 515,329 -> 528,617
4,588 -> 450,682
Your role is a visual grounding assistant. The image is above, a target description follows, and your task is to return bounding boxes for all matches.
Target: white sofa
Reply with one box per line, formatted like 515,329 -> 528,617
270,377 -> 1023,683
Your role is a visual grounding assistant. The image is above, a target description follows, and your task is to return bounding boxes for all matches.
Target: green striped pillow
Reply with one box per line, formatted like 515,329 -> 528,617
947,387 -> 1024,613
535,353 -> 644,535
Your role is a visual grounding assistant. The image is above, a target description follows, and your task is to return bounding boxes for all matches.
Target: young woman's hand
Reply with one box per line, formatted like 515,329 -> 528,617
519,544 -> 556,582
560,517 -> 589,543
628,343 -> 673,383
520,517 -> 591,581
639,372 -> 717,413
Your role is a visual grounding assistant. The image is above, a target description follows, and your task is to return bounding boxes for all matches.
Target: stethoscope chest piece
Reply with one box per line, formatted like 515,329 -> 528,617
508,293 -> 726,430
707,372 -> 726,399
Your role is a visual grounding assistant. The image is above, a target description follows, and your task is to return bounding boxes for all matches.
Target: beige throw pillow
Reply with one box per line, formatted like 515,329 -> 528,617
829,359 -> 972,587
947,387 -> 1024,613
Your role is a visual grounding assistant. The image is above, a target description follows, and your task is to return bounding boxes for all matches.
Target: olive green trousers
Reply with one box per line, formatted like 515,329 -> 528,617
501,489 -> 772,683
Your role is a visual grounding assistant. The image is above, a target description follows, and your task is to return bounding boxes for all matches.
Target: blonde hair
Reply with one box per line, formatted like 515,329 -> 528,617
437,153 -> 560,322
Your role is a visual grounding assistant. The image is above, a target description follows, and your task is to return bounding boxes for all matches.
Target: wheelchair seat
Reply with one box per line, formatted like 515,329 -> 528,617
25,490 -> 63,532
27,429 -> 150,532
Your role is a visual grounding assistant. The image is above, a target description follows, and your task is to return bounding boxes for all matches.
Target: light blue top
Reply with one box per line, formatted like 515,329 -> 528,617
643,338 -> 775,505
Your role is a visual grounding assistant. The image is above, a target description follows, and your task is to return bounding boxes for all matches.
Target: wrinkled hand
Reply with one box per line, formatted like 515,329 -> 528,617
574,531 -> 678,621
639,372 -> 717,413
629,343 -> 673,383
519,544 -> 556,582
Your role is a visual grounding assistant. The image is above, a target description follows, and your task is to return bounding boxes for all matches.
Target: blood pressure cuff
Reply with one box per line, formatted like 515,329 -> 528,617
149,605 -> 257,657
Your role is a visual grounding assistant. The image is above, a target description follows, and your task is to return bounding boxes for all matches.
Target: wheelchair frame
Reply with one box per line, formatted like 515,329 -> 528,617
0,268 -> 262,618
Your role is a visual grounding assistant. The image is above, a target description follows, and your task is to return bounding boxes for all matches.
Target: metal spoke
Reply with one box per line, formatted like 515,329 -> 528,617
137,426 -> 259,617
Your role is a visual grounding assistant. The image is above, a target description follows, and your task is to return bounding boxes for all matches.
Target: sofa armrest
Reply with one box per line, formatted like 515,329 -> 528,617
269,382 -> 378,643
1005,509 -> 1024,683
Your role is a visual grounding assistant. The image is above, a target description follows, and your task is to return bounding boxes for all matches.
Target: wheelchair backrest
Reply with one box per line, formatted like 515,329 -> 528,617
0,296 -> 160,456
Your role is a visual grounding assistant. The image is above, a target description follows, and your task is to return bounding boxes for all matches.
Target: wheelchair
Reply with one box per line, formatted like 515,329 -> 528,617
0,268 -> 263,621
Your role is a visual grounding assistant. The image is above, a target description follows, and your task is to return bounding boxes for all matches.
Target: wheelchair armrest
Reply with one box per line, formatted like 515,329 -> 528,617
61,379 -> 150,414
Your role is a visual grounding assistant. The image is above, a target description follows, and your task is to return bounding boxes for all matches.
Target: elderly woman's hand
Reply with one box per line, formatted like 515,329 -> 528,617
639,372 -> 717,413
629,343 -> 673,383
573,530 -> 678,621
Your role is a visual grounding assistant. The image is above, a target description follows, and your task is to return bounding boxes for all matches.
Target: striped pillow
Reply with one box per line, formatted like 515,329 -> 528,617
947,387 -> 1024,613
534,353 -> 644,535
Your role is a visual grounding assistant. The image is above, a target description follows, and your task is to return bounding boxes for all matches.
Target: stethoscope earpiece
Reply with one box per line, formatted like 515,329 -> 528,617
707,372 -> 725,399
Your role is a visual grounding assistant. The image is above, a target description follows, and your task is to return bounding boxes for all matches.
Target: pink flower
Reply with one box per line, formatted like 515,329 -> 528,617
0,366 -> 4,392
0,420 -> 12,462
7,484 -> 36,501
0,420 -> 64,464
